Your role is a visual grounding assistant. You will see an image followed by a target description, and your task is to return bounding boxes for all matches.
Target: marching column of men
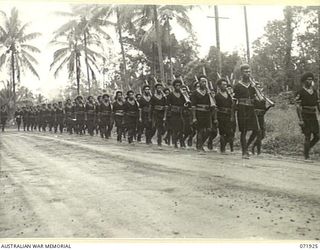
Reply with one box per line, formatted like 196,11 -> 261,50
1,64 -> 319,160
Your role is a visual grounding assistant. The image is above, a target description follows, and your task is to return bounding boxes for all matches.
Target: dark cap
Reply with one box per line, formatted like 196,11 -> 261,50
142,85 -> 151,90
155,83 -> 163,88
216,78 -> 228,86
240,63 -> 250,71
127,90 -> 134,96
301,72 -> 314,82
172,79 -> 182,87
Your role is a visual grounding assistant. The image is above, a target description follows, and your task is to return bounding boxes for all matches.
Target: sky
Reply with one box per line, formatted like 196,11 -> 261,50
0,1 -> 285,98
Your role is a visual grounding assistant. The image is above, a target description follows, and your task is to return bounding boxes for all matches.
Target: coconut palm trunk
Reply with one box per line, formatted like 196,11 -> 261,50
116,7 -> 128,89
153,5 -> 165,83
76,52 -> 81,95
11,50 -> 16,112
83,31 -> 91,94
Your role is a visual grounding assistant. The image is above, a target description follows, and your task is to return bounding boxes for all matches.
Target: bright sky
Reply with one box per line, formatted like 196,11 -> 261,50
0,1 -> 285,98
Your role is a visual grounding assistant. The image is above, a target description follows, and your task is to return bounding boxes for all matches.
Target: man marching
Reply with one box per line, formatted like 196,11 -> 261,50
151,83 -> 168,146
167,79 -> 185,148
75,96 -> 86,135
191,75 -> 217,151
85,96 -> 96,136
124,90 -> 139,144
65,99 -> 74,134
99,94 -> 112,139
54,101 -> 64,133
113,91 -> 125,142
215,78 -> 235,153
138,85 -> 154,145
295,72 -> 320,161
15,106 -> 23,131
0,105 -> 8,132
233,64 -> 259,159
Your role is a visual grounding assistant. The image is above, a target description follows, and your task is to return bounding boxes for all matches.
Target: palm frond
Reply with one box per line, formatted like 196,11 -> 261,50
20,44 -> 41,53
21,49 -> 39,65
21,54 -> 40,79
53,20 -> 78,38
50,47 -> 69,69
20,32 -> 42,43
67,50 -> 76,79
0,53 -> 8,68
54,55 -> 71,78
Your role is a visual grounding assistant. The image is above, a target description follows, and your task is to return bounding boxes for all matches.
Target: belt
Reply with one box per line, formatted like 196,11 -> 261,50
196,104 -> 210,112
100,111 -> 111,116
154,105 -> 166,111
115,110 -> 124,116
142,107 -> 151,112
238,98 -> 254,106
171,105 -> 182,113
126,111 -> 138,116
218,107 -> 232,114
302,106 -> 317,114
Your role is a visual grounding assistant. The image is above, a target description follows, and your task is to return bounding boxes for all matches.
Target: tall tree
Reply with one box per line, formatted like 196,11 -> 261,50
0,8 -> 41,111
283,6 -> 294,90
53,4 -> 110,94
50,29 -> 104,95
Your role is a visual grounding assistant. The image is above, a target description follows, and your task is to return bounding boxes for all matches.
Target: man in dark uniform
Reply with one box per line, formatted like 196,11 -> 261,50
163,87 -> 172,145
151,83 -> 168,146
34,105 -> 40,131
99,94 -> 112,139
124,90 -> 139,144
113,91 -> 125,142
96,95 -> 102,136
15,106 -> 23,131
186,82 -> 200,147
39,103 -> 47,132
54,101 -> 64,133
180,85 -> 193,148
29,105 -> 36,131
233,64 -> 259,159
135,93 -> 143,142
191,75 -> 217,151
0,105 -> 8,132
47,103 -> 55,132
85,96 -> 96,136
23,106 -> 30,131
75,96 -> 86,135
138,85 -> 154,144
296,72 -> 320,161
167,79 -> 185,148
215,78 -> 235,153
65,99 -> 74,134
247,83 -> 274,155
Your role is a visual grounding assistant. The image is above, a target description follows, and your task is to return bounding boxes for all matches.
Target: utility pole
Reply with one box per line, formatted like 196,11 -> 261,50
318,7 -> 320,88
243,6 -> 250,64
207,6 -> 230,74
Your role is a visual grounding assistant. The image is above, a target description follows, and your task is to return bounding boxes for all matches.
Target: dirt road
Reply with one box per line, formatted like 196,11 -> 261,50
0,130 -> 319,239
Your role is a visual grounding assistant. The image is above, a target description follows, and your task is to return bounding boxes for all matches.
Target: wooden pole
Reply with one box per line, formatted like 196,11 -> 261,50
214,6 -> 222,74
244,6 -> 250,64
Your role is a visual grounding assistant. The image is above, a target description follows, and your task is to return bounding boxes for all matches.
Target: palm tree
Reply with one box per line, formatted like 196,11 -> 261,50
0,7 -> 41,111
135,5 -> 193,82
50,29 -> 104,95
88,4 -> 138,90
53,4 -> 110,94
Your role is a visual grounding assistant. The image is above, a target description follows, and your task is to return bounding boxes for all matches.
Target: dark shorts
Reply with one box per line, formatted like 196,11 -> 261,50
237,105 -> 258,132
